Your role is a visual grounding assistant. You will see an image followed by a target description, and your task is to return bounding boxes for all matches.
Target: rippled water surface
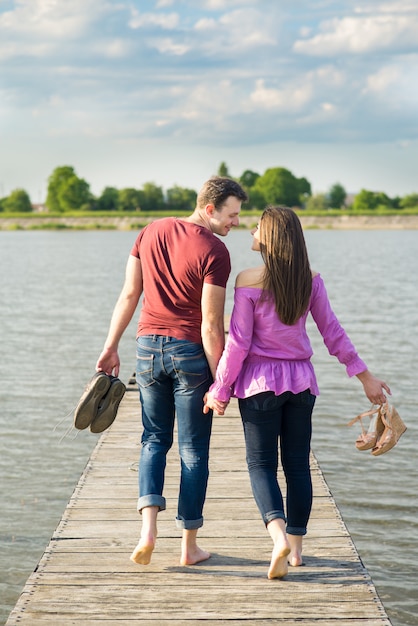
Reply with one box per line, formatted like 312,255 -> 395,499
0,228 -> 417,625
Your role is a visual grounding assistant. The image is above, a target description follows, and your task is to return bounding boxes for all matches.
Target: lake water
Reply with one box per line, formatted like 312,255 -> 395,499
0,228 -> 417,625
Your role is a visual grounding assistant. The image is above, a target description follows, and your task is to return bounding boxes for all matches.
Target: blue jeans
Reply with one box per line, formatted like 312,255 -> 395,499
239,389 -> 315,535
136,335 -> 213,530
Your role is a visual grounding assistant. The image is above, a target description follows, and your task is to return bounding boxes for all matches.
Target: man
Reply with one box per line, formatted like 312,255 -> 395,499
96,176 -> 248,566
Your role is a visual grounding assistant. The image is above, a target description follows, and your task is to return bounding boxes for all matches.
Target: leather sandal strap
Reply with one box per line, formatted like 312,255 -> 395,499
378,402 -> 391,429
347,405 -> 379,427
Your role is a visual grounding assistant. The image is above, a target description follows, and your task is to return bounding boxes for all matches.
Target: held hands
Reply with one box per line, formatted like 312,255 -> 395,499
357,370 -> 391,405
96,347 -> 120,377
203,391 -> 229,416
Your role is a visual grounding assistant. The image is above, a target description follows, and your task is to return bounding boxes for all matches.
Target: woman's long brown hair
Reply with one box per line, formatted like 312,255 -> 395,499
259,206 -> 312,325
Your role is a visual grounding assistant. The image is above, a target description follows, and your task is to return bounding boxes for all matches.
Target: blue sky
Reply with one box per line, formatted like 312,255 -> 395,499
1,0 -> 417,202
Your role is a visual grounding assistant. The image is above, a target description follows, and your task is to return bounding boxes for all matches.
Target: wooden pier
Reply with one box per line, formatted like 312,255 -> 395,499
6,379 -> 391,625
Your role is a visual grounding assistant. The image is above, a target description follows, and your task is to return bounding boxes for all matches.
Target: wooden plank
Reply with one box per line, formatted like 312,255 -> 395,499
6,385 -> 391,625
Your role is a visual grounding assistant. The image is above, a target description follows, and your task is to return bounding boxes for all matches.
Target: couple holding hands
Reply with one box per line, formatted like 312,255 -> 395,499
92,176 -> 389,580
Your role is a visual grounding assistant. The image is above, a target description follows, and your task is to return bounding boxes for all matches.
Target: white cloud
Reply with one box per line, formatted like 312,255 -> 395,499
365,65 -> 400,92
249,66 -> 344,113
294,14 -> 418,55
99,38 -> 132,59
0,40 -> 52,60
219,9 -> 276,46
194,8 -> 277,56
0,0 -> 108,38
363,56 -> 418,109
250,78 -> 312,111
202,0 -> 256,8
0,0 -> 123,63
355,1 -> 418,14
180,80 -> 236,120
150,37 -> 190,56
129,9 -> 179,30
194,17 -> 217,30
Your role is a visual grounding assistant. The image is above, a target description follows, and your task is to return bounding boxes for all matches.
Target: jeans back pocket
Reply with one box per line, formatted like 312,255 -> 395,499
136,354 -> 155,388
172,351 -> 209,390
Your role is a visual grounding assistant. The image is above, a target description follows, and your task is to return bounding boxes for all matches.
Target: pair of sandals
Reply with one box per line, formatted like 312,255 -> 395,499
348,401 -> 406,456
74,371 -> 126,433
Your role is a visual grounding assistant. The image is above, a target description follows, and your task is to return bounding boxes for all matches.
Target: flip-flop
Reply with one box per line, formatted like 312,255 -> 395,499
90,376 -> 126,433
74,372 -> 111,430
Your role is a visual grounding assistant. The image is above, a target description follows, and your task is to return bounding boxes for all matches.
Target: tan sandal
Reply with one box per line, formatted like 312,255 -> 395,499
347,405 -> 385,451
371,402 -> 407,456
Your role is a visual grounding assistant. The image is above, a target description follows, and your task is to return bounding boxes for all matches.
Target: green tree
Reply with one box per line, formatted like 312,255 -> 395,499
328,182 -> 347,209
297,177 -> 311,199
237,170 -> 263,209
58,175 -> 93,211
118,188 -> 142,211
166,185 -> 197,212
239,169 -> 260,189
46,166 -> 76,212
246,187 -> 266,210
399,193 -> 418,209
253,167 -> 310,207
46,166 -> 92,211
139,182 -> 165,212
3,188 -> 32,212
352,189 -> 392,211
391,196 -> 401,209
305,193 -> 329,211
97,187 -> 119,211
217,162 -> 230,178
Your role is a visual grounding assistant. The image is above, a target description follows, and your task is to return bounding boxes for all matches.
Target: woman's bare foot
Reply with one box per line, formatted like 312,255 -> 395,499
288,552 -> 303,567
180,545 -> 211,566
287,534 -> 303,567
268,543 -> 291,579
130,537 -> 155,565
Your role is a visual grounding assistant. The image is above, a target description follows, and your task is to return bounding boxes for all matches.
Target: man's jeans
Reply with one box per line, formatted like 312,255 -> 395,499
239,389 -> 315,535
136,335 -> 213,530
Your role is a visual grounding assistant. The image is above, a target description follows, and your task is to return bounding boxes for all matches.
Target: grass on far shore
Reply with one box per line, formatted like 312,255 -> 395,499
1,207 -> 418,231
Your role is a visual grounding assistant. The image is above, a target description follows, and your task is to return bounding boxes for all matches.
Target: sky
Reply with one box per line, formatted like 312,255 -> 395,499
1,0 -> 417,203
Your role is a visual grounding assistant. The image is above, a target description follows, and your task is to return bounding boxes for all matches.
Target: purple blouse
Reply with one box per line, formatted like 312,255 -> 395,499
209,273 -> 367,402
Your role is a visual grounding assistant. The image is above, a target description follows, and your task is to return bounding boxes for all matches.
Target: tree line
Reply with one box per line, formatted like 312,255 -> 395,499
1,162 -> 418,213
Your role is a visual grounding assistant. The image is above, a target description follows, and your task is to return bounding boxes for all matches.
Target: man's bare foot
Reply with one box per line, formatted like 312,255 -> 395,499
267,543 -> 291,579
180,546 -> 211,566
130,538 -> 155,565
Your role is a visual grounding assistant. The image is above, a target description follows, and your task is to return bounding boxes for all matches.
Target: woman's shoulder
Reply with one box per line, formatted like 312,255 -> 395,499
235,266 -> 264,289
235,268 -> 320,288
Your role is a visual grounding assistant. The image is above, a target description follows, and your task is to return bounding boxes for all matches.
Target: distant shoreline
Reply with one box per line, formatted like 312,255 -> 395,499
1,213 -> 418,230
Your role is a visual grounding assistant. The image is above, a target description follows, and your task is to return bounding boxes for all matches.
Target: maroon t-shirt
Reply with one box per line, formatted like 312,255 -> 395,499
130,217 -> 231,344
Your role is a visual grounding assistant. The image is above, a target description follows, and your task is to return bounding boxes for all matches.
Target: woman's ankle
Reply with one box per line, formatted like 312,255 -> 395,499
287,534 -> 303,566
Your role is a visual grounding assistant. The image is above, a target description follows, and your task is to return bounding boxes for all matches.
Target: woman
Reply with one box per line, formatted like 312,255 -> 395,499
204,206 -> 390,580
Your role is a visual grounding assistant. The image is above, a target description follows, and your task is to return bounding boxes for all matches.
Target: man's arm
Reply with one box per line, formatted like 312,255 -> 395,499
96,255 -> 143,376
201,283 -> 226,379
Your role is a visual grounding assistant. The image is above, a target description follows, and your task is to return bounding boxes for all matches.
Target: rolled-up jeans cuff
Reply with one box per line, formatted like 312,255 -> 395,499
175,516 -> 204,530
137,495 -> 166,513
263,510 -> 286,526
286,526 -> 307,536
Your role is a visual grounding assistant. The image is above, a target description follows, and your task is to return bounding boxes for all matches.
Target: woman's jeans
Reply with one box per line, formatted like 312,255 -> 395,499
136,335 -> 213,530
239,389 -> 315,536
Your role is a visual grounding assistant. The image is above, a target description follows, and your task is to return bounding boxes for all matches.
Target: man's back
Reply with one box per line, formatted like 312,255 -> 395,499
131,217 -> 230,344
